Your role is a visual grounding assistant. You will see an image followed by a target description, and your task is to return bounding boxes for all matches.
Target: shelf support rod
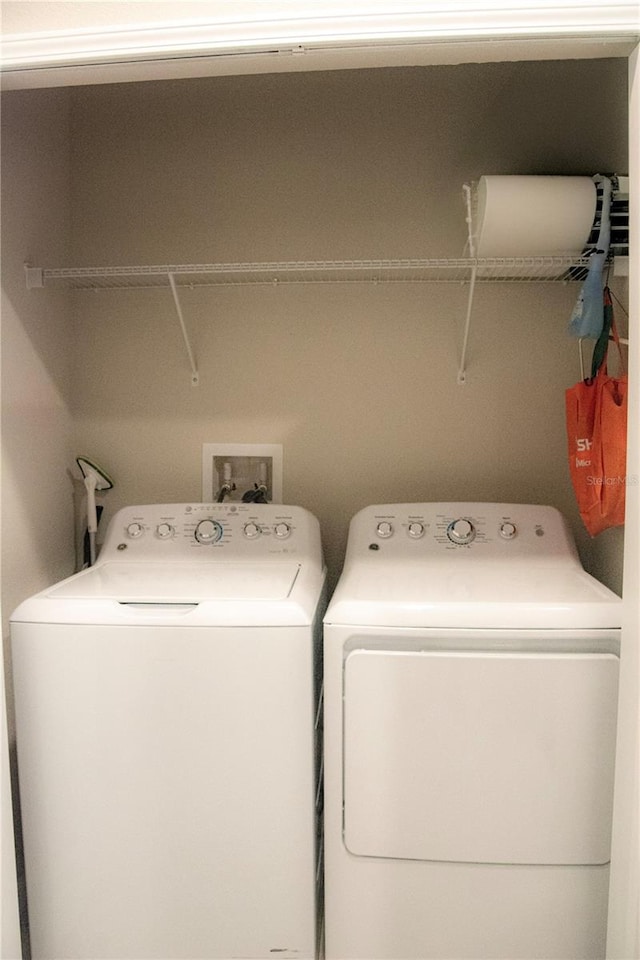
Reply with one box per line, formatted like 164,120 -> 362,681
457,183 -> 478,385
457,265 -> 477,385
168,272 -> 199,386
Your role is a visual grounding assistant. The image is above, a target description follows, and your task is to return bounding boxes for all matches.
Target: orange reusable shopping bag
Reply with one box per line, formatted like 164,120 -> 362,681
565,288 -> 628,537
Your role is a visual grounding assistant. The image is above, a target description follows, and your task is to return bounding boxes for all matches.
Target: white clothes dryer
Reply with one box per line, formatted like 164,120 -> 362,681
11,502 -> 326,960
323,503 -> 622,960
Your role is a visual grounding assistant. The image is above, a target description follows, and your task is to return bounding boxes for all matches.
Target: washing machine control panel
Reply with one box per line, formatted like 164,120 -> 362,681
100,503 -> 320,560
363,502 -> 577,559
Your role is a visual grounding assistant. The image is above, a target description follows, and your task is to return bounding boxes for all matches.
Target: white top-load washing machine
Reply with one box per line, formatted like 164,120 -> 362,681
323,503 -> 622,960
11,502 -> 326,960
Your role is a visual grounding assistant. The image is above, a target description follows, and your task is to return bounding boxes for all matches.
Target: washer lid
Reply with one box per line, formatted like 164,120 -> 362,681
12,559 -> 325,627
46,561 -> 301,602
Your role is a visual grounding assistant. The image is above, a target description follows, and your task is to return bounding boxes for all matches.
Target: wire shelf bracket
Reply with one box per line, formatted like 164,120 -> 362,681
168,272 -> 199,386
25,263 -> 199,385
457,264 -> 477,385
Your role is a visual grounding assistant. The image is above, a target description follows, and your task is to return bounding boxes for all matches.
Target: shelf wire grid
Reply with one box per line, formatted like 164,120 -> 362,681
37,256 -> 595,289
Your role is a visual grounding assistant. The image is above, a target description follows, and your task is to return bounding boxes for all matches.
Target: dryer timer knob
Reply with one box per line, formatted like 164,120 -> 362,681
447,518 -> 476,545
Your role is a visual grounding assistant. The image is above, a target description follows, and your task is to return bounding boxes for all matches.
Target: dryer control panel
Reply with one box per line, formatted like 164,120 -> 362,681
349,502 -> 580,562
327,501 -> 621,629
99,502 -> 322,562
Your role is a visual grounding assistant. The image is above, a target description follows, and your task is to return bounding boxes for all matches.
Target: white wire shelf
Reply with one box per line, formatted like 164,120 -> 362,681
24,255 -> 613,387
25,256 -> 596,290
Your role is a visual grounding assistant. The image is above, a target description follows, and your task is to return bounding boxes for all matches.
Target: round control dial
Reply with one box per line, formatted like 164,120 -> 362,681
499,522 -> 517,540
274,522 -> 291,540
447,518 -> 476,545
243,522 -> 261,540
156,522 -> 174,539
126,522 -> 144,539
407,522 -> 425,539
195,519 -> 223,544
376,521 -> 394,539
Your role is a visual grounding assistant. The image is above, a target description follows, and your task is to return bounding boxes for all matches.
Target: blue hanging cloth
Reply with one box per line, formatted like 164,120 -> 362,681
568,175 -> 612,339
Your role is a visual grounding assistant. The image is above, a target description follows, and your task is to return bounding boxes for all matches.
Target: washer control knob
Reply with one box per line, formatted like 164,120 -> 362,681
126,522 -> 144,539
274,522 -> 291,540
376,521 -> 394,539
447,518 -> 476,545
407,522 -> 425,539
156,522 -> 174,539
499,522 -> 517,540
195,519 -> 223,544
243,522 -> 261,540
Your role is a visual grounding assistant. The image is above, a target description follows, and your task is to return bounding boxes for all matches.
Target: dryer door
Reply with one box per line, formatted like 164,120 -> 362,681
343,645 -> 618,866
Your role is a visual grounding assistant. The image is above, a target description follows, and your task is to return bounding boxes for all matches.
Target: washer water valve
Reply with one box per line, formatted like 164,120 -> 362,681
216,462 -> 235,502
202,444 -> 283,503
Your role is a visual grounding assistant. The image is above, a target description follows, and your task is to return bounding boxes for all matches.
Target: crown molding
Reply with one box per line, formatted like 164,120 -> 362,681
2,2 -> 638,88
